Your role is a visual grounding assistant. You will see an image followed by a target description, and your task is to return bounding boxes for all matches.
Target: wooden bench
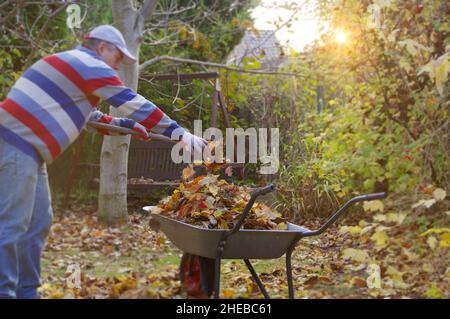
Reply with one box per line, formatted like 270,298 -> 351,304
127,139 -> 183,191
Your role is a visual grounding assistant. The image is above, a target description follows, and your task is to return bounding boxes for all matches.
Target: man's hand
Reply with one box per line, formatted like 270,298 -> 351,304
181,132 -> 208,153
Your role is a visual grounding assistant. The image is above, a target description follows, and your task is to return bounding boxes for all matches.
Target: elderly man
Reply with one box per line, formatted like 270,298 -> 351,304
0,25 -> 206,298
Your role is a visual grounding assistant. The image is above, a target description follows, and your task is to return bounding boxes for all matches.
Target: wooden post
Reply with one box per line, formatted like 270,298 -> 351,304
210,78 -> 219,128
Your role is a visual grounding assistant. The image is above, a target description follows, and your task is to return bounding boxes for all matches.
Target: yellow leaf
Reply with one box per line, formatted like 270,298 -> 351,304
386,212 -> 406,224
422,263 -> 434,273
386,266 -> 407,289
371,230 -> 389,249
425,284 -> 444,299
398,39 -> 431,56
432,188 -> 446,201
208,184 -> 219,196
156,234 -> 166,246
420,228 -> 450,236
373,214 -> 386,222
341,248 -> 369,262
418,59 -> 435,77
439,232 -> 450,248
427,236 -> 438,250
182,165 -> 195,181
375,212 -> 406,224
363,200 -> 384,212
277,222 -> 287,230
339,225 -> 362,236
434,54 -> 450,96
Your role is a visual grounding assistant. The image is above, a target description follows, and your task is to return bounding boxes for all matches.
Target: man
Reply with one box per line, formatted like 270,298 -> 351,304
0,25 -> 206,299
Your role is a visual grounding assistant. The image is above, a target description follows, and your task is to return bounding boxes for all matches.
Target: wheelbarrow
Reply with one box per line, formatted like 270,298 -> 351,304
143,186 -> 387,299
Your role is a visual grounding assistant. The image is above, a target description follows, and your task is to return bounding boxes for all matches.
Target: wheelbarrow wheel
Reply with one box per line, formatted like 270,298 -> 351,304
180,253 -> 215,298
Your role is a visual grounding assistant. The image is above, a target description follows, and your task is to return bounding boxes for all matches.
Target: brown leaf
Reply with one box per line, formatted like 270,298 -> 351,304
182,165 -> 195,181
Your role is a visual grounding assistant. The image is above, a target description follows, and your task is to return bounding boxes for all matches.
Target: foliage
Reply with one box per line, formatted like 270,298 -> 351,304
221,0 -> 449,218
137,0 -> 255,130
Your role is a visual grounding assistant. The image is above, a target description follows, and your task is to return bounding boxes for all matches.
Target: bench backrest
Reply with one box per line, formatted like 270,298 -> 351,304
128,139 -> 183,180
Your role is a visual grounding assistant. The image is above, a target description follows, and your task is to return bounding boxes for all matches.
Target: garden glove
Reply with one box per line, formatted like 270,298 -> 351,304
88,110 -> 149,140
181,131 -> 208,153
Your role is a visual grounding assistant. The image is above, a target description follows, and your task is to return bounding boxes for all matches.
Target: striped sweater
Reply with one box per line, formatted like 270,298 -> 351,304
0,46 -> 183,163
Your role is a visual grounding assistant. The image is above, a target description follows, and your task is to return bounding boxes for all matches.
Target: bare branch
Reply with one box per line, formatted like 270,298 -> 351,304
139,55 -> 303,77
0,0 -> 13,9
0,0 -> 25,25
22,2 -> 69,68
152,3 -> 196,16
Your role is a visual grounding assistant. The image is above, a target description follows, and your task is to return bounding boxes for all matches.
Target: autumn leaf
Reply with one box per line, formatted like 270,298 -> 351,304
439,232 -> 450,248
339,225 -> 362,236
425,284 -> 444,299
412,199 -> 436,209
156,173 -> 285,230
432,188 -> 446,201
208,184 -> 219,196
371,229 -> 389,249
427,236 -> 438,250
363,200 -> 384,212
182,165 -> 195,181
341,248 -> 370,262
386,266 -> 408,289
351,277 -> 367,288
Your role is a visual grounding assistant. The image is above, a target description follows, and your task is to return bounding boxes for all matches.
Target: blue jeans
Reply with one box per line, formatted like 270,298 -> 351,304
0,137 -> 53,299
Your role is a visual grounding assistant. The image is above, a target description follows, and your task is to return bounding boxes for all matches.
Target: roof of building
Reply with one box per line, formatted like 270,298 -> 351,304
226,29 -> 286,69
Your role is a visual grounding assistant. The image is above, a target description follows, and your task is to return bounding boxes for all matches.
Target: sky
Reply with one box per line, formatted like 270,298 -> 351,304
251,0 -> 323,52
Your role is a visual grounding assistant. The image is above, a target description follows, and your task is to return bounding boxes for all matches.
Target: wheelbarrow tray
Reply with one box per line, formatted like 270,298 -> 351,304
148,211 -> 311,259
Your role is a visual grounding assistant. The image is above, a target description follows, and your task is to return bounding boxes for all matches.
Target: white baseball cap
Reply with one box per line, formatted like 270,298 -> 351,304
85,25 -> 137,64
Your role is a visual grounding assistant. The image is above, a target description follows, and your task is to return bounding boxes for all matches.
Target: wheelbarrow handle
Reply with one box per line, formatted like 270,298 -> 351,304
303,192 -> 388,237
355,192 -> 387,201
226,184 -> 276,237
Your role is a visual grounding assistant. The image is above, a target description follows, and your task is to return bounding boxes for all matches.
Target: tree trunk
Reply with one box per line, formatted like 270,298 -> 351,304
97,0 -> 156,225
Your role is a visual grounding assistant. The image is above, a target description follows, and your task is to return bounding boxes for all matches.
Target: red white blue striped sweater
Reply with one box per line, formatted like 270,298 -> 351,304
0,46 -> 183,163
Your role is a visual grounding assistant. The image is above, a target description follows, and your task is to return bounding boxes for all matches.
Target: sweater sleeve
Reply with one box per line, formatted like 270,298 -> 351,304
90,76 -> 184,139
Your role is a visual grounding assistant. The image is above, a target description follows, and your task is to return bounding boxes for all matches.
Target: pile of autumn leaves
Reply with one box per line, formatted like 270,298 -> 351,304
153,162 -> 287,231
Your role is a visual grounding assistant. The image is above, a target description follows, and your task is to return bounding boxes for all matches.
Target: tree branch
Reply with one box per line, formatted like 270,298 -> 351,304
139,55 -> 303,77
152,3 -> 196,16
22,2 -> 69,69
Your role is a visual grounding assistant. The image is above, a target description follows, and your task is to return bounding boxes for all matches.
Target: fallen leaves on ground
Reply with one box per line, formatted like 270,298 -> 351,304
40,189 -> 449,299
40,204 -> 182,299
